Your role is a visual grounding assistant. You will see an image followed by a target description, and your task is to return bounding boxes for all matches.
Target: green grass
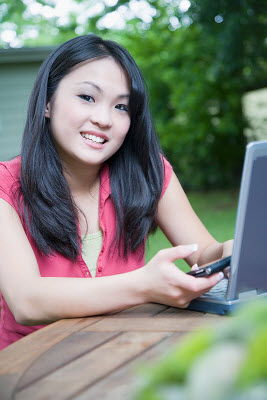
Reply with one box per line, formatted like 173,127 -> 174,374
145,189 -> 239,272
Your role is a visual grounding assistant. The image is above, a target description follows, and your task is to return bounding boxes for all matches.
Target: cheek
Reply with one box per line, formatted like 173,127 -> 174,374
51,100 -> 83,133
118,116 -> 131,139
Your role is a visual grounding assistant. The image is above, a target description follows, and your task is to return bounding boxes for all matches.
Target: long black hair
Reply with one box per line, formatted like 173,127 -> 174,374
19,34 -> 164,260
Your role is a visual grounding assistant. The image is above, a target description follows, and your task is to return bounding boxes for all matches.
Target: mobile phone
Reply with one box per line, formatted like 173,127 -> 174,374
187,256 -> 231,278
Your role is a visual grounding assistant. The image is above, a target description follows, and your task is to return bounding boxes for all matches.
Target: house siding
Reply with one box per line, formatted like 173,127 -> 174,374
0,62 -> 41,161
0,47 -> 54,161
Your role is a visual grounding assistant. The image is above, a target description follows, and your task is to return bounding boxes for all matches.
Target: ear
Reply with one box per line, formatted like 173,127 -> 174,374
45,102 -> 51,118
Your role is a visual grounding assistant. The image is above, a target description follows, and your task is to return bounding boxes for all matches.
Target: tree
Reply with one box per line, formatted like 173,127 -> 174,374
120,0 -> 267,188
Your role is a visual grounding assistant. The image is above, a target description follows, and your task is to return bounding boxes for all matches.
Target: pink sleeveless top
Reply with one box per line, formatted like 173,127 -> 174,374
0,156 -> 172,350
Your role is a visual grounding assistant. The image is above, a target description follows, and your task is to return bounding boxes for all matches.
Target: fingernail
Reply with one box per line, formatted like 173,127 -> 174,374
218,272 -> 224,280
192,263 -> 199,270
187,244 -> 198,252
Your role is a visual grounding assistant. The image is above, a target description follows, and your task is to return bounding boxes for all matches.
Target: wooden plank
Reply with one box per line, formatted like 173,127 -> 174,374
75,332 -> 186,400
0,304 -> 169,399
108,303 -> 169,317
0,317 -> 103,373
0,316 -> 103,400
0,305 -> 223,400
77,313 -> 225,399
16,331 -> 170,400
81,316 -> 222,332
157,307 -> 218,318
158,307 -> 202,317
17,331 -> 120,391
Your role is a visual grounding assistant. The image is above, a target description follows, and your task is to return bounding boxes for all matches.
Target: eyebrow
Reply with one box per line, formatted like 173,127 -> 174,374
76,81 -> 130,99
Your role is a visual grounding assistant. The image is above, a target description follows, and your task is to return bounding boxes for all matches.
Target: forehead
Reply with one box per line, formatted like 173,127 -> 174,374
60,57 -> 130,93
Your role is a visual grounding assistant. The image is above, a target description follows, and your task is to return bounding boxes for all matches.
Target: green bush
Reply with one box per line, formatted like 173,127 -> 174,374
133,300 -> 267,400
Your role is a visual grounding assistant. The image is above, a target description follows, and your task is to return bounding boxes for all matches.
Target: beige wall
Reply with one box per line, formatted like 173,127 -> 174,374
243,87 -> 267,142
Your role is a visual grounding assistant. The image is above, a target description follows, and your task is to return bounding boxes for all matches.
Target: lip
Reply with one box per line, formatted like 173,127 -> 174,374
80,131 -> 109,142
80,130 -> 109,150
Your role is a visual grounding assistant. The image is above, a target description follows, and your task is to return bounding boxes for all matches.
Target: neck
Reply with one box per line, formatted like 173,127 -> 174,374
62,161 -> 102,197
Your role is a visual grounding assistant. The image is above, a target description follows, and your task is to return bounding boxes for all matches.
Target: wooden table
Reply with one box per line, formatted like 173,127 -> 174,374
0,303 -> 224,400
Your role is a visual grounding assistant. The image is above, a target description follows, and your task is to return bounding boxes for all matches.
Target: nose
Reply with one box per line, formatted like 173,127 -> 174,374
90,104 -> 112,129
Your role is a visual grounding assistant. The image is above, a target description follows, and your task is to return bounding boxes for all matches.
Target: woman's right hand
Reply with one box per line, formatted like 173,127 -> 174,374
140,244 -> 224,309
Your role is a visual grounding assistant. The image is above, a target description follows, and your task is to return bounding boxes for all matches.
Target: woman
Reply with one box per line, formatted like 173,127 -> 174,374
0,34 -> 232,350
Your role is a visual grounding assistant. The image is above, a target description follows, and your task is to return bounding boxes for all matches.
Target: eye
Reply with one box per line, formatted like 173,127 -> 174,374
115,104 -> 129,112
79,95 -> 94,103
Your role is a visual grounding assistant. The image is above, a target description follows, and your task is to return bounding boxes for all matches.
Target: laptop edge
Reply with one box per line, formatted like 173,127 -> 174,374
187,141 -> 267,315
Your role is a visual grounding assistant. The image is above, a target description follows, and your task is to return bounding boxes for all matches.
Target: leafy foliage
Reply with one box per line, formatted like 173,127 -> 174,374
119,0 -> 266,188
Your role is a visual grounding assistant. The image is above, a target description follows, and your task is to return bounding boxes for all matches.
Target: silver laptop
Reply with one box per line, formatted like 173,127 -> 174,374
187,140 -> 267,315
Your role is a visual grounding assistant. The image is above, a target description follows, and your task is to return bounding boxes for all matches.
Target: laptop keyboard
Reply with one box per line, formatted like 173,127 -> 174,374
202,278 -> 229,299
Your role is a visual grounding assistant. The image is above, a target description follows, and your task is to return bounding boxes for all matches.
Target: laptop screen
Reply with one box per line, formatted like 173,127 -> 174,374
234,155 -> 267,295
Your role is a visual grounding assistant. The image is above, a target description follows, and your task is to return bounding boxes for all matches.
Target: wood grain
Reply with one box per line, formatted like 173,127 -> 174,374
0,317 -> 102,373
82,316 -> 220,332
75,332 -> 186,400
0,303 -> 224,400
0,316 -> 104,400
106,303 -> 169,317
16,331 -> 170,400
17,331 -> 120,391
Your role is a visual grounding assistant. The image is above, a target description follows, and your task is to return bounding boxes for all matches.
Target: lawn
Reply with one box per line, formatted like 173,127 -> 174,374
145,189 -> 239,272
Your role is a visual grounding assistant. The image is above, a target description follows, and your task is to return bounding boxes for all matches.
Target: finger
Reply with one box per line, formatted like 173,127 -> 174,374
180,270 -> 224,292
191,263 -> 199,271
195,271 -> 225,291
195,274 -> 225,299
157,244 -> 198,263
223,266 -> 230,278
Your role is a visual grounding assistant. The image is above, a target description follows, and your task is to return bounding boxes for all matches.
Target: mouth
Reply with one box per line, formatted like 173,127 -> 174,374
80,132 -> 108,145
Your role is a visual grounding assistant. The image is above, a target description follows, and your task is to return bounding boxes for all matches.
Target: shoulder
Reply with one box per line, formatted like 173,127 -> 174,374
0,156 -> 21,207
0,156 -> 21,178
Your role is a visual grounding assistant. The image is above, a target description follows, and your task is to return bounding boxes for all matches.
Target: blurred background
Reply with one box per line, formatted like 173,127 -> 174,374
0,0 -> 266,258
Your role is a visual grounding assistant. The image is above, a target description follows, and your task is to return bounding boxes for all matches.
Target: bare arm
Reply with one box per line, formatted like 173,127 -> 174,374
156,172 -> 233,267
0,198 -> 224,325
0,199 -> 145,325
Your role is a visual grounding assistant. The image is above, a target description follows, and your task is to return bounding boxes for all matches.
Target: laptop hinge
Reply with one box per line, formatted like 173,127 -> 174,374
238,289 -> 258,300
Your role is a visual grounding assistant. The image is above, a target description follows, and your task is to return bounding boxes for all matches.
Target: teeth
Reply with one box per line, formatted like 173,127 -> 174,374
81,133 -> 105,143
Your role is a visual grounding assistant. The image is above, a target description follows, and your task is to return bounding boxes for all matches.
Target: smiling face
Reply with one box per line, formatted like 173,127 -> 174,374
45,57 -> 131,171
